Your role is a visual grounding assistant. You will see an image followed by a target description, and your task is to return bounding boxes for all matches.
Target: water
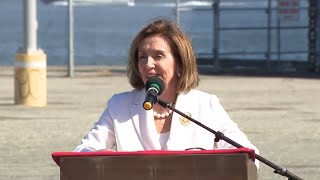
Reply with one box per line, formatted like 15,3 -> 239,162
0,0 -> 309,66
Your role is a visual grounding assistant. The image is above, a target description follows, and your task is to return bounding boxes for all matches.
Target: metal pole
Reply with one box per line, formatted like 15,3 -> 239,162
308,0 -> 320,72
23,0 -> 37,53
68,0 -> 74,77
277,1 -> 281,71
175,0 -> 180,24
316,0 -> 320,71
213,0 -> 220,69
266,0 -> 272,71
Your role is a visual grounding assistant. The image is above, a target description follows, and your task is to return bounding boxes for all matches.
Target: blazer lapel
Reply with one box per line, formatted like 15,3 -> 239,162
167,92 -> 195,150
129,89 -> 161,150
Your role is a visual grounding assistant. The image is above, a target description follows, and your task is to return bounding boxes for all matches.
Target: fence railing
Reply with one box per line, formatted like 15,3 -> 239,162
196,0 -> 317,72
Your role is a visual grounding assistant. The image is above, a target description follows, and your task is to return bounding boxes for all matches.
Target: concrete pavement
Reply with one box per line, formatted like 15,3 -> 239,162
0,66 -> 319,180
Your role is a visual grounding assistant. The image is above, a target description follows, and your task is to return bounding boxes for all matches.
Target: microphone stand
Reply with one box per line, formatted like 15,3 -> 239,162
157,99 -> 303,180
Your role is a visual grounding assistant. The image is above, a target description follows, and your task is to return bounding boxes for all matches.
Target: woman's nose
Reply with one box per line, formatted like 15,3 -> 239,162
146,57 -> 155,68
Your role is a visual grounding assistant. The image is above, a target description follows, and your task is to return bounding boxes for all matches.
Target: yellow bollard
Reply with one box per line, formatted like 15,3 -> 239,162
14,50 -> 47,107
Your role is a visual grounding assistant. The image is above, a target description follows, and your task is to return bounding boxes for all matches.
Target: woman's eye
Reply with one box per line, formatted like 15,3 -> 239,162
138,54 -> 147,60
155,54 -> 164,60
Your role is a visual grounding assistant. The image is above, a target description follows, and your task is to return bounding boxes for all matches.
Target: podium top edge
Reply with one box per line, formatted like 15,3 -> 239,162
52,148 -> 255,166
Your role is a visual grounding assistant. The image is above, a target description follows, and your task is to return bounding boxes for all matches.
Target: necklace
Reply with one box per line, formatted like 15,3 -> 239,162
153,109 -> 173,118
153,97 -> 177,119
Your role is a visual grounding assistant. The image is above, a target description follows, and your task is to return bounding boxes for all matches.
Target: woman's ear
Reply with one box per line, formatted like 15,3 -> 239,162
175,65 -> 182,77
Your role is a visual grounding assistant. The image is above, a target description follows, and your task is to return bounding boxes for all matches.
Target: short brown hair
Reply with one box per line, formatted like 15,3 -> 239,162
127,18 -> 199,93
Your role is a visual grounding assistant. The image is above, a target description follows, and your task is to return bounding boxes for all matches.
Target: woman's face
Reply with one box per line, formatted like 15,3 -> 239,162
138,35 -> 180,92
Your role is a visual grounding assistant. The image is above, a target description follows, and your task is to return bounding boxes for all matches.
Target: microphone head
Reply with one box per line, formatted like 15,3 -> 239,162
145,76 -> 165,95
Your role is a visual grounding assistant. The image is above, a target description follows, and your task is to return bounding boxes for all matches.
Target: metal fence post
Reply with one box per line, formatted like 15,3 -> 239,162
213,0 -> 220,69
266,0 -> 272,71
175,0 -> 180,24
68,0 -> 74,77
316,0 -> 320,71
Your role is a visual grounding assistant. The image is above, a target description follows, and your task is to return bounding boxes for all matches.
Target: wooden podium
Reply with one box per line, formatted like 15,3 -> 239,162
52,148 -> 257,180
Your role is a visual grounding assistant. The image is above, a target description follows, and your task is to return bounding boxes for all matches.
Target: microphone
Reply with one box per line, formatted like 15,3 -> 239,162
143,76 -> 165,110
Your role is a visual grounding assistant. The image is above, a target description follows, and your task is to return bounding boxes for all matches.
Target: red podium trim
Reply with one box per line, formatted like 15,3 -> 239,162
52,148 -> 255,166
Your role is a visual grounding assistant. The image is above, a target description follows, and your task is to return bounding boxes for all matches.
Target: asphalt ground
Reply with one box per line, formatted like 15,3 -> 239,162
0,66 -> 319,180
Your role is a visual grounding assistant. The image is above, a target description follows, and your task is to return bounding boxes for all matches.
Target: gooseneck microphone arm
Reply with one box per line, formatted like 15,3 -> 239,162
157,98 -> 303,180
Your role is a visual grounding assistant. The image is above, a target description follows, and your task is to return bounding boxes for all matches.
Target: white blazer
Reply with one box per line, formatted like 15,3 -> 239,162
74,89 -> 259,155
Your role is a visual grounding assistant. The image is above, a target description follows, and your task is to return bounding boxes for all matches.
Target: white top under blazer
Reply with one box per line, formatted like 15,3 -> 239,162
74,89 -> 259,166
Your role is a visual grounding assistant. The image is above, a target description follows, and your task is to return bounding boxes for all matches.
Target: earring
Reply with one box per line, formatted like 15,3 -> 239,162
177,73 -> 181,77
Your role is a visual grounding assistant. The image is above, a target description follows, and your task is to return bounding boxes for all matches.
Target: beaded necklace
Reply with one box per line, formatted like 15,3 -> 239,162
153,100 -> 176,119
153,109 -> 173,119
